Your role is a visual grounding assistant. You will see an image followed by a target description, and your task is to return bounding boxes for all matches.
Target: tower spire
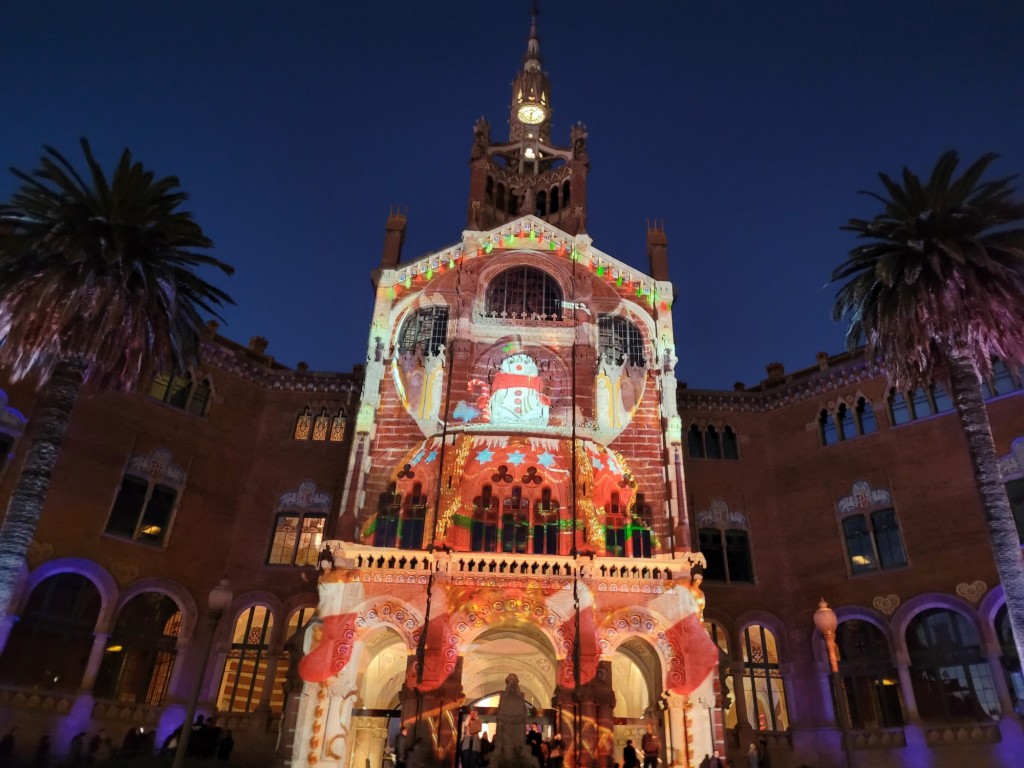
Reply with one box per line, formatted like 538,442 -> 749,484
510,2 -> 551,145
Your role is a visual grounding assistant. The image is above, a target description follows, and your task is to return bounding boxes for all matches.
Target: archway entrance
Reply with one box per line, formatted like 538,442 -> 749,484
350,627 -> 408,768
610,637 -> 664,765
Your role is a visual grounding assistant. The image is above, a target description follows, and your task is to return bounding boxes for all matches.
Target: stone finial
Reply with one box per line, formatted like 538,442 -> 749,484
816,351 -> 830,370
248,336 -> 269,355
733,381 -> 746,392
765,362 -> 785,382
296,361 -> 309,372
205,319 -> 220,335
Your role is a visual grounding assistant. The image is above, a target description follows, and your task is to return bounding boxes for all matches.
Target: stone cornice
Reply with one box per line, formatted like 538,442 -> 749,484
202,340 -> 362,396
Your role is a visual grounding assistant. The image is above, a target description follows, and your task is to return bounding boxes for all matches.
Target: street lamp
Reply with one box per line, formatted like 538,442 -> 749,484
813,599 -> 855,768
173,579 -> 233,768
697,695 -> 715,750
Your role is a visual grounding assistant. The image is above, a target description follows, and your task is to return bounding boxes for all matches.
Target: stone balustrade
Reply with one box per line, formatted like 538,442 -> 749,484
850,727 -> 906,749
923,722 -> 1001,744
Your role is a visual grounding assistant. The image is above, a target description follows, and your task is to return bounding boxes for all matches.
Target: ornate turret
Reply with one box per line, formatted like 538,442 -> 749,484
466,5 -> 589,235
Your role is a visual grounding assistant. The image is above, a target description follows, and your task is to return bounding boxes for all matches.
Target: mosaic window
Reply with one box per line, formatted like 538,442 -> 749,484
93,593 -> 181,705
149,372 -> 211,417
398,305 -> 450,356
906,608 -> 999,721
741,624 -> 790,731
218,606 -> 274,713
293,407 -> 345,442
0,573 -> 101,690
598,315 -> 646,367
485,266 -> 563,320
836,620 -> 904,728
105,450 -> 185,547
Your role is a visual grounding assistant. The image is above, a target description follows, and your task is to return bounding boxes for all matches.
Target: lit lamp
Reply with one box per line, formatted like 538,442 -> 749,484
813,599 -> 855,768
173,579 -> 233,768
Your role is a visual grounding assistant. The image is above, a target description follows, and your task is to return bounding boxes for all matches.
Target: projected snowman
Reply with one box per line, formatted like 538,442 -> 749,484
487,353 -> 550,426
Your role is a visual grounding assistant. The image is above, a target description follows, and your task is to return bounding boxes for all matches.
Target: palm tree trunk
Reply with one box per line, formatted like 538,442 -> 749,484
0,359 -> 85,620
948,350 -> 1024,669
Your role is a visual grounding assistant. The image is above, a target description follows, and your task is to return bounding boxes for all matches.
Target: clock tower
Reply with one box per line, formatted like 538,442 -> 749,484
466,6 -> 590,234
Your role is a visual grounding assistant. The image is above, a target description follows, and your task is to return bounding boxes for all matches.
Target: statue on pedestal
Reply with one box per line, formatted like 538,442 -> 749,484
491,674 -> 539,768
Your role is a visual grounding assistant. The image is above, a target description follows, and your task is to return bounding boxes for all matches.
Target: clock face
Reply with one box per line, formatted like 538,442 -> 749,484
517,104 -> 546,125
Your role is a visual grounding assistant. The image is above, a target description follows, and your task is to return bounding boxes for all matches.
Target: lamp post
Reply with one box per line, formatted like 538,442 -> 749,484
697,695 -> 715,751
173,579 -> 233,768
813,599 -> 855,768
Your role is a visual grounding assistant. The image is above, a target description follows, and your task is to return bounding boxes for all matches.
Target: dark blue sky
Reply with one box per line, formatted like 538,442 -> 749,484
3,1 -> 1022,389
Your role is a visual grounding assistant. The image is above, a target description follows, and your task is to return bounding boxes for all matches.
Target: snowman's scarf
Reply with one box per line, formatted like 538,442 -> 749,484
491,372 -> 551,405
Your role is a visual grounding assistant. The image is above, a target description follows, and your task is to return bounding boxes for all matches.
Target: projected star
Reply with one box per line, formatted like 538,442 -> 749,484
537,452 -> 557,468
506,451 -> 526,466
475,448 -> 495,464
591,457 -> 604,470
425,451 -> 438,463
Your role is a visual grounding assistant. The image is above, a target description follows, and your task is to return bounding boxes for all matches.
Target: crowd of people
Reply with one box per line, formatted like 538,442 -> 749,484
0,717 -> 235,766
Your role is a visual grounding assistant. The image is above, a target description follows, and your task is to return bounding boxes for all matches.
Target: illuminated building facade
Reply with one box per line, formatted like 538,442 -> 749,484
1,11 -> 1023,768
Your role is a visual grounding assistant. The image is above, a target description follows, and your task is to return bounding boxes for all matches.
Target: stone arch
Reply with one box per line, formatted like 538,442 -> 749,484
978,584 -> 1007,648
19,557 -> 119,633
115,576 -> 198,642
809,604 -> 894,665
890,592 -> 983,655
447,585 -> 565,661
350,596 -> 422,651
220,591 -> 284,646
735,610 -> 790,662
474,252 -> 576,318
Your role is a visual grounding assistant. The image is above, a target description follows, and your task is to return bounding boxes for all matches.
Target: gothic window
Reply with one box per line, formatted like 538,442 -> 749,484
888,389 -> 911,425
931,383 -> 954,412
855,397 -> 877,435
631,493 -> 653,558
550,185 -> 559,213
398,306 -> 450,357
836,403 -> 855,440
106,465 -> 183,547
605,492 -> 626,557
294,408 -> 312,440
537,189 -> 547,216
0,573 -> 101,690
598,315 -> 646,367
705,426 -> 722,459
562,180 -> 570,206
312,409 -> 330,441
501,486 -> 529,554
697,500 -> 753,583
889,385 -> 957,425
842,509 -> 907,574
218,606 -> 274,713
293,407 -> 345,442
374,483 -> 402,548
821,399 -> 878,445
741,624 -> 790,731
330,413 -> 345,442
485,266 -> 563,320
983,359 -> 1021,398
836,620 -> 904,728
906,608 -> 999,721
399,483 -> 428,550
93,593 -> 181,705
687,425 -> 705,459
267,510 -> 326,566
995,605 -> 1024,715
471,486 -> 499,552
722,426 -> 740,460
819,409 -> 839,446
148,372 -> 211,417
533,488 -> 560,555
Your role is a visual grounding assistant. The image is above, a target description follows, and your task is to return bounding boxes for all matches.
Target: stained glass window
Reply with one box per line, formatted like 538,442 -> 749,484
330,413 -> 345,442
742,624 -> 790,731
219,606 -> 274,713
312,410 -> 330,441
836,620 -> 904,728
294,408 -> 312,440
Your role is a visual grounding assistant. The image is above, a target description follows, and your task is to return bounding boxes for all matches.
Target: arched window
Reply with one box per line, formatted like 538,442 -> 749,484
399,483 -> 428,550
312,409 -> 330,441
219,606 -> 274,713
906,608 -> 998,721
697,500 -> 753,584
687,425 -> 705,459
741,624 -> 790,731
550,185 -> 560,213
501,486 -> 529,554
149,372 -> 211,416
888,389 -> 911,425
485,267 -> 563,320
705,426 -> 722,459
374,483 -> 402,548
330,412 -> 345,442
996,605 -> 1024,714
94,593 -> 181,705
819,409 -> 838,446
267,508 -> 327,567
106,449 -> 184,546
605,492 -> 626,556
631,493 -> 653,558
562,180 -> 570,206
722,426 -> 739,460
837,403 -> 855,440
0,573 -> 101,690
398,306 -> 450,357
533,488 -> 560,555
293,408 -> 312,440
471,486 -> 499,552
598,315 -> 646,367
855,397 -> 876,435
485,176 -> 494,203
537,189 -> 547,216
836,620 -> 904,728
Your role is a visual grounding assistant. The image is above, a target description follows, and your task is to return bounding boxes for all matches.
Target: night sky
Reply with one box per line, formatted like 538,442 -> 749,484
3,1 -> 1022,390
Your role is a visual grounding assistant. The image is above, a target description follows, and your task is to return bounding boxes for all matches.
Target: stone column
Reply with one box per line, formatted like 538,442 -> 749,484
893,651 -> 921,723
320,649 -> 363,767
985,645 -> 1017,717
662,692 -> 688,768
257,651 -> 281,711
80,632 -> 111,691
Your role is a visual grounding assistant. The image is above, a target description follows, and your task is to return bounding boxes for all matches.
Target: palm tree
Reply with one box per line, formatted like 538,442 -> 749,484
832,150 -> 1024,666
0,139 -> 233,616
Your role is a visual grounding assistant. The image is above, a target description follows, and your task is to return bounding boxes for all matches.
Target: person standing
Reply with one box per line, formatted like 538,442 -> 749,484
622,738 -> 639,768
460,722 -> 481,768
394,726 -> 409,768
526,724 -> 543,767
746,742 -> 759,768
640,723 -> 660,768
709,750 -> 725,768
